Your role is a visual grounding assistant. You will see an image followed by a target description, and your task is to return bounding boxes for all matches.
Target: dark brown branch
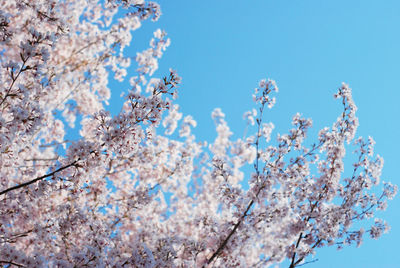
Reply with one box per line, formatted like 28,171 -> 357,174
296,258 -> 319,267
205,92 -> 308,266
204,92 -> 270,266
0,57 -> 28,108
293,239 -> 322,267
0,160 -> 79,196
288,124 -> 345,268
205,199 -> 255,266
0,260 -> 26,267
289,232 -> 303,268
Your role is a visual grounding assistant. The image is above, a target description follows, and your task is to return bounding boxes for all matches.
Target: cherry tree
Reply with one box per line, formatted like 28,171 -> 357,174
0,0 -> 396,267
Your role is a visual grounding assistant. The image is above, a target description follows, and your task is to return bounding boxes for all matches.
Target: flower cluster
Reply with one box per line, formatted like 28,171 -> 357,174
0,0 -> 395,267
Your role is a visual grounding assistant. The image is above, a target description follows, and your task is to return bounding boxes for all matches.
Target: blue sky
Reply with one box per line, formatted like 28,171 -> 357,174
110,1 -> 400,267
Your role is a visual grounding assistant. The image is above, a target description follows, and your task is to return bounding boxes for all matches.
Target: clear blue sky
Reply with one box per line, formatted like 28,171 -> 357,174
111,1 -> 400,267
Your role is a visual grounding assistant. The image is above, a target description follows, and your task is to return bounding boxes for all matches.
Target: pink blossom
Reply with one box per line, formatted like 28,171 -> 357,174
0,1 -> 394,267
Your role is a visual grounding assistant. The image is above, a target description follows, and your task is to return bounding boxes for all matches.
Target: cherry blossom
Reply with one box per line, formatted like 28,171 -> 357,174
0,0 -> 395,267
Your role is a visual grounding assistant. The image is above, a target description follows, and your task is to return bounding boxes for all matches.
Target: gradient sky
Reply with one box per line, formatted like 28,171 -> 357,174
109,1 -> 400,267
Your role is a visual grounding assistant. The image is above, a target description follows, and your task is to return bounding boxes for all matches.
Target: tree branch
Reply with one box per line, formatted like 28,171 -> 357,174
0,160 -> 79,196
205,199 -> 255,267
